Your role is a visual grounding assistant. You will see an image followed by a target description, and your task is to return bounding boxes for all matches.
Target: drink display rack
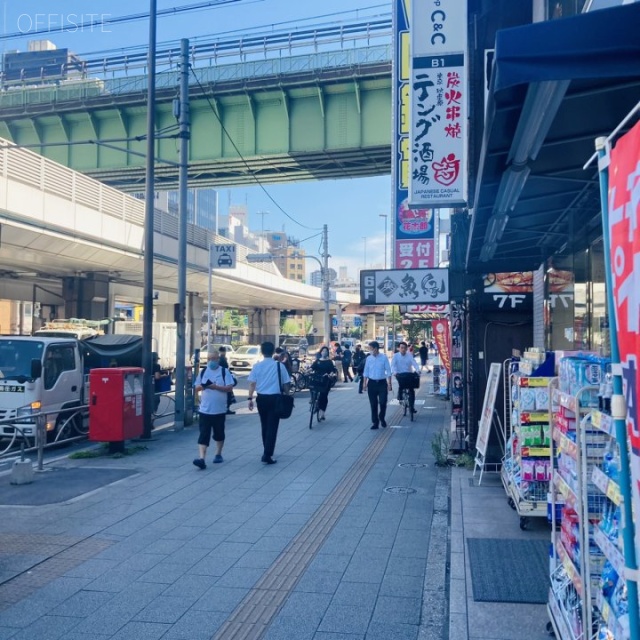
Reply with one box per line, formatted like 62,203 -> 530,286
589,409 -> 631,639
501,368 -> 554,531
547,383 -> 604,640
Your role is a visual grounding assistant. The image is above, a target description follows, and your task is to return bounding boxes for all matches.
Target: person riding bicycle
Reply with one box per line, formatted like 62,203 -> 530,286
391,341 -> 420,415
310,346 -> 336,422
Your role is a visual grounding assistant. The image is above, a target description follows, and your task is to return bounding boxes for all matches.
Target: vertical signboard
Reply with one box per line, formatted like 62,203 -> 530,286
608,120 -> 640,565
392,0 -> 436,269
409,0 -> 468,208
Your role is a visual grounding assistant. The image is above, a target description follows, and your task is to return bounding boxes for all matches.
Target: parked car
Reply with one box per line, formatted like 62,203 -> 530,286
229,345 -> 262,370
280,337 -> 309,356
193,343 -> 235,367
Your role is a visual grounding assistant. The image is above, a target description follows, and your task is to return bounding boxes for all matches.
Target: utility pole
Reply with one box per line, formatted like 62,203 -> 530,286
174,38 -> 190,432
322,224 -> 331,346
380,213 -> 388,350
141,0 -> 157,440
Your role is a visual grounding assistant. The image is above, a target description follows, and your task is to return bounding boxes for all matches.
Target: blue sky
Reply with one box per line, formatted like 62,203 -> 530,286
1,0 -> 392,279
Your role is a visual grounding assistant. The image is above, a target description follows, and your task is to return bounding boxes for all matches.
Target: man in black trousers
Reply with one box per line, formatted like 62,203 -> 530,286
362,341 -> 393,429
247,342 -> 291,464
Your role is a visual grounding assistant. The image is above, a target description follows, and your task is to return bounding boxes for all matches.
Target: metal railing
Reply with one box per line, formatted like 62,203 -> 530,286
0,391 -> 177,470
0,15 -> 391,89
0,407 -> 88,470
0,44 -> 391,108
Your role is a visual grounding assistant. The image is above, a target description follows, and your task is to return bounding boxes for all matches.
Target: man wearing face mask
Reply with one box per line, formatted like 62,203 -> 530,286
193,351 -> 234,469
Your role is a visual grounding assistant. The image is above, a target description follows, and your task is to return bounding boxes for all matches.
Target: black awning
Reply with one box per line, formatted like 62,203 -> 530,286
466,3 -> 640,273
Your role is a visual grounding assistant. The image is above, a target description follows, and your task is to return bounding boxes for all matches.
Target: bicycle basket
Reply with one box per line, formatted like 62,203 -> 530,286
308,374 -> 331,391
397,372 -> 421,389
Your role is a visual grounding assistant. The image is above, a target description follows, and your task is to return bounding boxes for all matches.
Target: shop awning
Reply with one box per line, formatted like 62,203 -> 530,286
466,2 -> 640,273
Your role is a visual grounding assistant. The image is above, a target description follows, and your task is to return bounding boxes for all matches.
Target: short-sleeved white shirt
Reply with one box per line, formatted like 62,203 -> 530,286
248,359 -> 290,394
194,366 -> 229,415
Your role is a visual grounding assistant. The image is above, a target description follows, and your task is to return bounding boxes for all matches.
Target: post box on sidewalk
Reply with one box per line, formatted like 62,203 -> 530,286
89,367 -> 144,452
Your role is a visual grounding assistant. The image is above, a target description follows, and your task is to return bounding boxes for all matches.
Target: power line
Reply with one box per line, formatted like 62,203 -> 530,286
190,67 -> 322,232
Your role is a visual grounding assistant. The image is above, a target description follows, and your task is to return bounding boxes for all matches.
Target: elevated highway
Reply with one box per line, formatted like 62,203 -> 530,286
0,140 -> 357,318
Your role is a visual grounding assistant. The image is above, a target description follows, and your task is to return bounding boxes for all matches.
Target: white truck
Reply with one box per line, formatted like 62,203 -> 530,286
113,321 -> 190,374
0,333 -> 142,442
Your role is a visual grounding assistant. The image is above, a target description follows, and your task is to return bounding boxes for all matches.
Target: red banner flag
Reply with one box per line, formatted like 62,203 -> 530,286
608,119 -> 640,549
431,319 -> 451,377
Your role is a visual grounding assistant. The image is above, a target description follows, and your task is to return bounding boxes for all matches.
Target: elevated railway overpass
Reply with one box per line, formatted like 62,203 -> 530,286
0,18 -> 393,190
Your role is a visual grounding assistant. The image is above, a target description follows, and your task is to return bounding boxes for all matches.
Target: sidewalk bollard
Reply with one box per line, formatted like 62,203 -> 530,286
36,413 -> 46,471
10,441 -> 33,485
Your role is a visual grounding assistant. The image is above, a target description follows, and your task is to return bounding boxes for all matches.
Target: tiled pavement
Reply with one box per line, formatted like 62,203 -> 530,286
0,375 -> 551,639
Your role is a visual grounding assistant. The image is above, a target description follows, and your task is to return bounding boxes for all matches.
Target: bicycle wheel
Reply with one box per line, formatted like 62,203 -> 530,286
309,391 -> 317,429
402,390 -> 408,417
409,395 -> 415,422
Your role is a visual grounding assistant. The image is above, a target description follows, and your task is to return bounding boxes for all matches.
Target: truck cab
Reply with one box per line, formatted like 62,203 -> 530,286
0,336 -> 83,440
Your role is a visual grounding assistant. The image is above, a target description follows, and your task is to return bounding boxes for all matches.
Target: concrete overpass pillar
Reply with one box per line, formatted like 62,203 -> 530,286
248,309 -> 262,344
248,308 -> 280,345
365,313 -> 377,342
264,309 -> 280,345
190,295 -> 204,351
62,273 -> 109,320
312,311 -> 325,346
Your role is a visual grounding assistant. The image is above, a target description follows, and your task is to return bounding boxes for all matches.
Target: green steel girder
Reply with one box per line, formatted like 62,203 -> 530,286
0,63 -> 392,190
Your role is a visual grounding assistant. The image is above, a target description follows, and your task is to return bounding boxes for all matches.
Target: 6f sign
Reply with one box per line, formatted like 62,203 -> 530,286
360,268 -> 449,305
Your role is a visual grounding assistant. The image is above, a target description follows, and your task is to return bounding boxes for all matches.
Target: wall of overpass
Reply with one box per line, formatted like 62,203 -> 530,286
0,47 -> 392,190
0,141 -> 358,322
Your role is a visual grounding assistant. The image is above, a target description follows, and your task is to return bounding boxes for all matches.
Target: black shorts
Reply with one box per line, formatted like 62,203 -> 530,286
198,413 -> 226,445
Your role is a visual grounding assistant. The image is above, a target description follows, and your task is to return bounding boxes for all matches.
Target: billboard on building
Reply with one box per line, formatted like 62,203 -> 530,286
360,269 -> 449,305
408,0 -> 468,208
391,0 -> 436,269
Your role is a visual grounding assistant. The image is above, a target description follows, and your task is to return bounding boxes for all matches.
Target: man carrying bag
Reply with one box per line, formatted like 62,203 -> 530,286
247,341 -> 291,464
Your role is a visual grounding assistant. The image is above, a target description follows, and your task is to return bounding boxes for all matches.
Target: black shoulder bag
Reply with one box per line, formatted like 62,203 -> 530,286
275,362 -> 294,419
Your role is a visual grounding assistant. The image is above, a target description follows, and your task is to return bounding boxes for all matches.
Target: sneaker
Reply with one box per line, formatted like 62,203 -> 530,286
226,409 -> 236,415
213,454 -> 224,463
370,425 -> 379,430
193,458 -> 206,470
261,457 -> 277,464
380,419 -> 387,428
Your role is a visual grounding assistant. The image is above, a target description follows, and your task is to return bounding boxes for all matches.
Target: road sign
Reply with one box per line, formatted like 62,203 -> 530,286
211,244 -> 236,269
246,253 -> 274,263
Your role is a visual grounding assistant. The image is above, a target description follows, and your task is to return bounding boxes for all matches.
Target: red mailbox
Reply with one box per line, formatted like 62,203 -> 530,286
89,367 -> 144,442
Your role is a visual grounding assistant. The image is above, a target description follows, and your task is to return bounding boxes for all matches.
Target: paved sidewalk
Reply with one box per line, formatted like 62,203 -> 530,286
0,374 -> 552,639
448,467 -> 551,640
0,376 -> 448,640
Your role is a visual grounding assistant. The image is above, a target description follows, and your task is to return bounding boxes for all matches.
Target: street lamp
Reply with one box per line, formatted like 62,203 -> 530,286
292,252 -> 331,347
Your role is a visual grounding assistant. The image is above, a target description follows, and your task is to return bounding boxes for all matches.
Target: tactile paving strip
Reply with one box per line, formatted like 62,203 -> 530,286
213,425 -> 395,639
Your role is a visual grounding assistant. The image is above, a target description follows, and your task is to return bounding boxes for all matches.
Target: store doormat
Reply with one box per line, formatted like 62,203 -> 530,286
0,467 -> 138,506
467,538 -> 549,604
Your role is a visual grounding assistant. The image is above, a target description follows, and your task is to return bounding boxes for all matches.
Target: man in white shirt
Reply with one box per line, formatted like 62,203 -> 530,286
193,351 -> 234,469
247,341 -> 291,464
363,341 -> 393,429
391,341 -> 420,414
